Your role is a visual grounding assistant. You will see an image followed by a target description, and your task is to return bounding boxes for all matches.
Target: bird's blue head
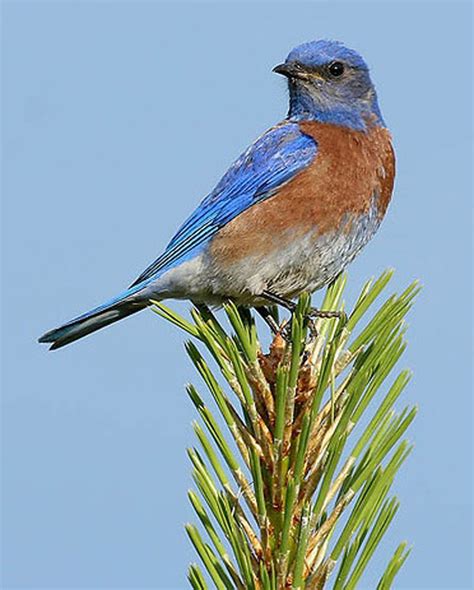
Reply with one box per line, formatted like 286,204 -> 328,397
274,40 -> 384,131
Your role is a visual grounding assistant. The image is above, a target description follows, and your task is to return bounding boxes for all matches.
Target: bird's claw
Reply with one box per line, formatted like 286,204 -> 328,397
307,307 -> 347,322
279,308 -> 346,342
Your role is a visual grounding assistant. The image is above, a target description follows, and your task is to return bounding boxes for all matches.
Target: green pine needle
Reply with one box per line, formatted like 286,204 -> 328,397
152,270 -> 418,589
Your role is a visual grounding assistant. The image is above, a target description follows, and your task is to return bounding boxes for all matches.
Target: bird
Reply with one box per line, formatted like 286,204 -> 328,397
39,39 -> 395,350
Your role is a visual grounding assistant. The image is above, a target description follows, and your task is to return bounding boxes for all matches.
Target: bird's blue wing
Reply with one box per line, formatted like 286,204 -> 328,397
130,122 -> 317,287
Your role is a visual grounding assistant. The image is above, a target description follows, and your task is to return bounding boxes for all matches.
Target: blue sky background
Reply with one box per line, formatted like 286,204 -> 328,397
1,1 -> 472,588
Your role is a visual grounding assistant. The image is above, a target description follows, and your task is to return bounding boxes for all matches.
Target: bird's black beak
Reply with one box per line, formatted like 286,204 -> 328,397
273,63 -> 306,80
273,62 -> 321,82
272,63 -> 291,77
273,63 -> 300,78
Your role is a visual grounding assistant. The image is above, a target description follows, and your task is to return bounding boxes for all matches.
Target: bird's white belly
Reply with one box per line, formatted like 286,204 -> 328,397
147,209 -> 380,306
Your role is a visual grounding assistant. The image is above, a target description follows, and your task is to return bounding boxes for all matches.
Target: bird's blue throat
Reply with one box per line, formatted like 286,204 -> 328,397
287,85 -> 385,131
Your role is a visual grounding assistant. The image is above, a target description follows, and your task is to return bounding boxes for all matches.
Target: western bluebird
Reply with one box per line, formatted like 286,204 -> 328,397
39,40 -> 395,350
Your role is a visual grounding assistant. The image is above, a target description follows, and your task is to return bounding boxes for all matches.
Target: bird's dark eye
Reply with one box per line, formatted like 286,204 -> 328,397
328,61 -> 345,77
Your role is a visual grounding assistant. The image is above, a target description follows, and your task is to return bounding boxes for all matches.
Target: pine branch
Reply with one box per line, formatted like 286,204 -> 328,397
152,269 -> 419,589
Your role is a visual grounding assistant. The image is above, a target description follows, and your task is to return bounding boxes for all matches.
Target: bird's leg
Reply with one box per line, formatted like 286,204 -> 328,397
262,290 -> 345,319
261,290 -> 346,337
255,306 -> 281,335
261,291 -> 297,312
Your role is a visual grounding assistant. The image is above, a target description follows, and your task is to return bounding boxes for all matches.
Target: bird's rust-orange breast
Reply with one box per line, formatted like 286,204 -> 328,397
210,121 -> 395,265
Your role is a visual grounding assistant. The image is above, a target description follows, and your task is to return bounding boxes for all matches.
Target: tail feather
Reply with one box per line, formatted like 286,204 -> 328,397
38,287 -> 149,350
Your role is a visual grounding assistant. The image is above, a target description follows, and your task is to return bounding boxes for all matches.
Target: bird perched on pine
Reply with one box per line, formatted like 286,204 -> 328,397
39,40 -> 394,350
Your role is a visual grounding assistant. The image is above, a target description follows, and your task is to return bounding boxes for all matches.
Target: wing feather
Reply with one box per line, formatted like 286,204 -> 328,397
130,122 -> 317,287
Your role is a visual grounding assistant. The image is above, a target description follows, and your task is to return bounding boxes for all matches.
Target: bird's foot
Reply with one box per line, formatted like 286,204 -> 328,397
259,291 -> 347,341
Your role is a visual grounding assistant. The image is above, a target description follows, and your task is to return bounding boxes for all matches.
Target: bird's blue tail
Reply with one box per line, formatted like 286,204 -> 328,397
38,285 -> 149,350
